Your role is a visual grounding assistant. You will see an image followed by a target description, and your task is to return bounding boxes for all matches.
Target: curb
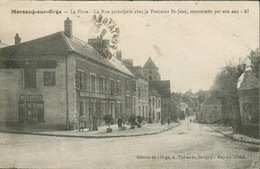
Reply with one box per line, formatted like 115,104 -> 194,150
0,123 -> 181,139
207,125 -> 260,145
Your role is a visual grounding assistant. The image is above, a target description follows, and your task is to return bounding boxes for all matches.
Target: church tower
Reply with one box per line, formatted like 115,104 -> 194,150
143,57 -> 161,81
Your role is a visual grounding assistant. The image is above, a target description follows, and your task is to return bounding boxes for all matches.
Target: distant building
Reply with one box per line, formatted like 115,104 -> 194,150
122,58 -> 149,121
149,89 -> 161,123
0,18 -> 136,129
198,95 -> 221,123
143,57 -> 161,81
149,80 -> 176,121
237,69 -> 259,138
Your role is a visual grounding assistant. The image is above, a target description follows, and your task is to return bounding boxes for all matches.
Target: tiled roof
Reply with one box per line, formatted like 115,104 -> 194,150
149,80 -> 171,98
0,32 -> 134,77
143,57 -> 158,69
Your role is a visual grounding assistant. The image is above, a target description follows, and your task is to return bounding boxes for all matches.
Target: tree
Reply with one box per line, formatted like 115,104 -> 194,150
211,61 -> 246,133
248,48 -> 260,79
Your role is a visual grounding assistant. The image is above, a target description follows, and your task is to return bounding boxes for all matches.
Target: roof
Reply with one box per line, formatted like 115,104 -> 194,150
237,70 -> 259,90
149,80 -> 171,98
202,95 -> 221,105
0,41 -> 8,48
143,57 -> 158,69
124,64 -> 146,80
149,89 -> 161,97
0,31 -> 134,78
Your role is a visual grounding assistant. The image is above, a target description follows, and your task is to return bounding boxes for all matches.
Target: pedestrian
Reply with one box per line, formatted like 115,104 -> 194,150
168,118 -> 170,125
190,119 -> 192,123
79,115 -> 86,131
93,115 -> 98,131
117,116 -> 123,128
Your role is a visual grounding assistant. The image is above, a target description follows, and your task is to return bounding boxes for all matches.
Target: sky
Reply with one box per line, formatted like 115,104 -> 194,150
0,1 -> 259,93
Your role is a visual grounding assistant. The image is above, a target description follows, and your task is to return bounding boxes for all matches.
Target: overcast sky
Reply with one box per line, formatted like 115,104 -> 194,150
0,1 -> 258,93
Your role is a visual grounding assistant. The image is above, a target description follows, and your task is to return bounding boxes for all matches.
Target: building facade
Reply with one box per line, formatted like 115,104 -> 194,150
198,95 -> 222,123
237,69 -> 259,138
122,58 -> 149,121
0,18 -> 136,129
149,89 -> 161,123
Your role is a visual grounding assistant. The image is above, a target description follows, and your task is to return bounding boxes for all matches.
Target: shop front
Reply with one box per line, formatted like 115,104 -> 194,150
18,94 -> 44,123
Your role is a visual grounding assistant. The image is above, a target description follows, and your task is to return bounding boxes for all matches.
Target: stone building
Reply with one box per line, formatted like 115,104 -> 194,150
143,57 -> 161,81
149,80 -> 175,121
198,95 -> 221,123
237,69 -> 259,138
149,89 -> 161,123
122,58 -> 149,121
0,18 -> 136,129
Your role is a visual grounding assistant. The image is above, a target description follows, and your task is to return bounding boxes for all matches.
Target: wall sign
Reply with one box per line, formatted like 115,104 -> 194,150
19,94 -> 43,100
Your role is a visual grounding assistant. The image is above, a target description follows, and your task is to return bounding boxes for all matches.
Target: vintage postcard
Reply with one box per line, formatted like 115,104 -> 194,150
0,1 -> 259,169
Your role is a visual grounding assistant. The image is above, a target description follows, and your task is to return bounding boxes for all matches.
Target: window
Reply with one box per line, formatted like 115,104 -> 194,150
101,102 -> 105,118
149,69 -> 152,73
89,101 -> 96,118
76,70 -> 85,90
116,80 -> 121,95
126,96 -> 130,109
149,76 -> 152,80
79,101 -> 85,116
99,76 -> 106,93
24,69 -> 36,89
91,74 -> 96,91
125,79 -> 130,91
152,98 -> 155,107
110,79 -> 115,95
158,100 -> 161,107
44,71 -> 55,86
138,87 -> 141,99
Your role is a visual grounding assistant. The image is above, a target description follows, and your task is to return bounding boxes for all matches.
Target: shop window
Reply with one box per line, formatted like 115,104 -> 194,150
79,101 -> 85,116
44,71 -> 55,86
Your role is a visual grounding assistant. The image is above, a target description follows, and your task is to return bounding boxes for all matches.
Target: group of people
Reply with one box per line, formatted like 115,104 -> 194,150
78,115 -> 98,131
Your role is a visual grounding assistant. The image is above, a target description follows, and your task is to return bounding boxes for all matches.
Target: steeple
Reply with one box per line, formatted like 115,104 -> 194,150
143,57 -> 161,81
143,57 -> 158,69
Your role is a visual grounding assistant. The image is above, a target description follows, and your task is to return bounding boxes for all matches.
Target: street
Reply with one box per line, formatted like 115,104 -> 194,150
0,118 -> 259,169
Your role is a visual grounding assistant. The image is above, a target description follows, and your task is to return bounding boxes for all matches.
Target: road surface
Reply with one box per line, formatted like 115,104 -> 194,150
0,118 -> 259,169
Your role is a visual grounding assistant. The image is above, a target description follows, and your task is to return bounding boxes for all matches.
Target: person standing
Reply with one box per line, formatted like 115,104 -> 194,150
117,116 -> 123,128
79,115 -> 86,131
93,115 -> 98,131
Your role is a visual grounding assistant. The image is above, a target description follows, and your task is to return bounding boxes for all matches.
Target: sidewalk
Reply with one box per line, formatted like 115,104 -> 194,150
207,124 -> 260,145
0,122 -> 181,138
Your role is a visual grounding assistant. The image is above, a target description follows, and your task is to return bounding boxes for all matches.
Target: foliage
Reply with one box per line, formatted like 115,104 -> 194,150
128,114 -> 136,125
103,114 -> 112,128
211,61 -> 246,133
136,115 -> 143,124
120,113 -> 128,126
248,48 -> 260,79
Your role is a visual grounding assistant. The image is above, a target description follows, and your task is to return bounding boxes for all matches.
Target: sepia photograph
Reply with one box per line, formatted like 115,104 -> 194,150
0,1 -> 259,169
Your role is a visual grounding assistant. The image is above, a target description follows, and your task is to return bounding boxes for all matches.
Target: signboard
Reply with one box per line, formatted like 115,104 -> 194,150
80,91 -> 116,100
0,60 -> 57,69
19,94 -> 43,100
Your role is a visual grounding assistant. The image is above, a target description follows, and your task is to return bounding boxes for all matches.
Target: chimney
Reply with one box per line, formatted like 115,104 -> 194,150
64,17 -> 72,38
15,33 -> 21,44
